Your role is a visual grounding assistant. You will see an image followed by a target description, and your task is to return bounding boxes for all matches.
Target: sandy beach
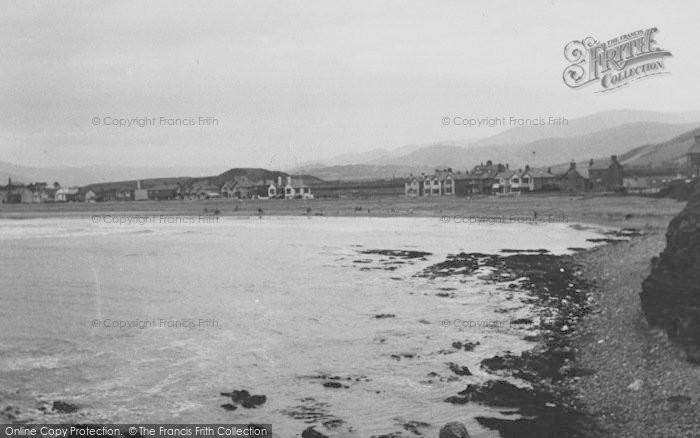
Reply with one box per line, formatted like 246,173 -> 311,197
1,194 -> 695,436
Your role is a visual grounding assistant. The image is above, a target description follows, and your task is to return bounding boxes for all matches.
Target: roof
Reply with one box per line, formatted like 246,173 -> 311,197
495,170 -> 517,179
524,168 -> 555,178
56,188 -> 79,195
451,173 -> 471,180
589,157 -> 621,170
558,167 -> 589,179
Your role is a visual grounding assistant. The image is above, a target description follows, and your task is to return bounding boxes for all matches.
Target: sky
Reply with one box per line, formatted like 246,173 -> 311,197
1,0 -> 699,170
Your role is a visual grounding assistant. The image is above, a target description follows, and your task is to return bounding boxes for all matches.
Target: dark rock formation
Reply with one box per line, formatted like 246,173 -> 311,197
219,389 -> 267,408
52,401 -> 79,413
641,180 -> 700,364
301,427 -> 328,438
439,421 -> 470,438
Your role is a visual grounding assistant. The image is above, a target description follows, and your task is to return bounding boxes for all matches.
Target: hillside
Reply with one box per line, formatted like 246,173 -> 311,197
289,109 -> 700,173
620,127 -> 700,169
296,121 -> 699,180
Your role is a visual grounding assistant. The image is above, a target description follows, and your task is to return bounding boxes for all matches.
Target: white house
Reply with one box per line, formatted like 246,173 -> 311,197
55,188 -> 79,202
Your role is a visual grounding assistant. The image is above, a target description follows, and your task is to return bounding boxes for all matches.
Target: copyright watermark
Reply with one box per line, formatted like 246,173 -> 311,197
91,116 -> 219,127
440,215 -> 569,225
441,116 -> 568,127
441,319 -> 534,329
92,318 -> 220,329
91,215 -> 220,225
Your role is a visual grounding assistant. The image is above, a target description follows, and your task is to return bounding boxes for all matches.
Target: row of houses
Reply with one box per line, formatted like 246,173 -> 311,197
405,156 -> 625,197
1,175 -> 313,204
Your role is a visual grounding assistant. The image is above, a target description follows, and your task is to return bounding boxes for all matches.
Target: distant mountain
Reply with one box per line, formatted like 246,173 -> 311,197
294,164 -> 426,181
289,110 -> 700,180
215,168 -> 323,184
294,122 -> 698,180
368,122 -> 698,168
0,162 -> 226,186
467,109 -> 700,148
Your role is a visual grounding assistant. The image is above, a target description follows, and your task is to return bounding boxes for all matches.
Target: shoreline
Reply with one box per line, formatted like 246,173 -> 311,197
571,233 -> 700,437
1,195 -> 696,436
0,194 -> 685,231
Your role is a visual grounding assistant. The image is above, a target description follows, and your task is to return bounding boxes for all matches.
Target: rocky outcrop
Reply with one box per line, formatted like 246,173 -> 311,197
641,179 -> 700,363
439,422 -> 470,438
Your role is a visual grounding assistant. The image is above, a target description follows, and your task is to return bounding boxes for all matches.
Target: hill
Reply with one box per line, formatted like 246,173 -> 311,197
620,127 -> 700,169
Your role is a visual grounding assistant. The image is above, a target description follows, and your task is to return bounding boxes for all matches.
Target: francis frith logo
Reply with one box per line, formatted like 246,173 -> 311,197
563,28 -> 672,92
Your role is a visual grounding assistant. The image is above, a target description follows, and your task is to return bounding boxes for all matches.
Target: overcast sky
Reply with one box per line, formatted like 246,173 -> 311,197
1,0 -> 698,169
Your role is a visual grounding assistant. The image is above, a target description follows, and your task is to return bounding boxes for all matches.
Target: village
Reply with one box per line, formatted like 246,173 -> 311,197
2,135 -> 700,204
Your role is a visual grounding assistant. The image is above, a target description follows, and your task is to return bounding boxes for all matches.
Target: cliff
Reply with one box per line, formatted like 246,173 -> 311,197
641,179 -> 700,363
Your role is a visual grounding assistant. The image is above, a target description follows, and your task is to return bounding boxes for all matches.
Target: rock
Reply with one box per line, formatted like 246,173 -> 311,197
301,426 -> 328,438
222,389 -> 266,408
627,379 -> 642,391
447,362 -> 472,376
322,381 -> 344,389
444,380 -> 553,409
667,395 -> 692,403
52,401 -> 78,413
240,394 -> 266,408
220,404 -> 237,411
439,421 -> 470,438
230,390 -> 251,403
452,340 -> 480,351
641,179 -> 700,363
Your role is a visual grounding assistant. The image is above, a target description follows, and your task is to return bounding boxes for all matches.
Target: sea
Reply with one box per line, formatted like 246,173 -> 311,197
0,216 -> 608,437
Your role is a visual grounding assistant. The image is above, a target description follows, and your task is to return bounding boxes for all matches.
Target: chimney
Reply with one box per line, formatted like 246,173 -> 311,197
589,158 -> 594,167
547,167 -> 552,173
611,155 -> 618,162
137,180 -> 141,190
278,176 -> 282,186
570,160 -> 576,170
506,163 -> 509,169
525,164 -> 530,171
486,160 -> 492,166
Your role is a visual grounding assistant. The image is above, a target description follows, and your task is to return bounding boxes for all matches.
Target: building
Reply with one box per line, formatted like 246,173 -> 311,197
83,190 -> 97,202
493,169 -> 518,194
589,155 -> 624,192
557,161 -> 589,193
522,167 -> 558,192
404,174 -> 425,197
405,169 -> 471,197
283,176 -> 312,199
688,135 -> 700,178
465,161 -> 506,195
147,184 -> 178,201
55,188 -> 80,202
134,181 -> 149,201
220,181 -> 237,198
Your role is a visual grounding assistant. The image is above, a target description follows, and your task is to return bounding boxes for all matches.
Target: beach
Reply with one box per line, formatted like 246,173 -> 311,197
0,194 -> 695,437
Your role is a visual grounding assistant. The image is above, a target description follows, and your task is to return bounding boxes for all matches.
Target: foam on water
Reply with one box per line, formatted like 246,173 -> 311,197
0,216 -> 608,436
